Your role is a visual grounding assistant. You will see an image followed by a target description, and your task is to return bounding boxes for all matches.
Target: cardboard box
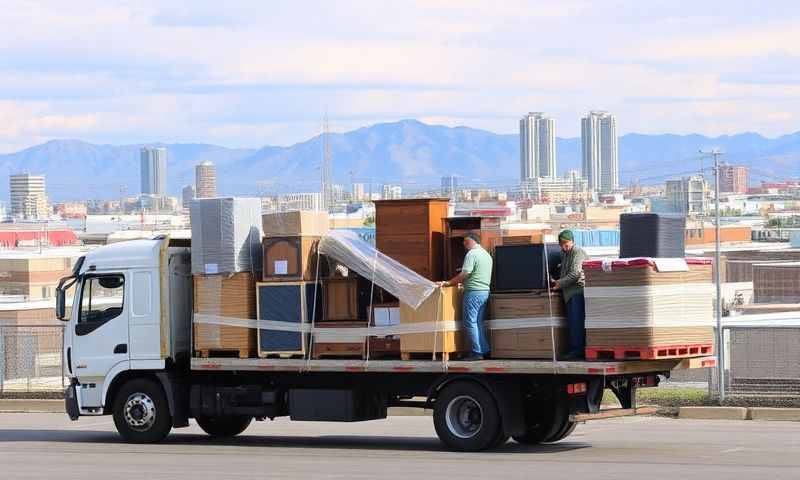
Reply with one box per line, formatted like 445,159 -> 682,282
489,292 -> 567,359
262,211 -> 329,237
400,286 -> 465,355
193,273 -> 257,357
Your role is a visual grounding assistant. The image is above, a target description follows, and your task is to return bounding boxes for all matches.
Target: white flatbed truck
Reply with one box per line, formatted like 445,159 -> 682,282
56,237 -> 715,451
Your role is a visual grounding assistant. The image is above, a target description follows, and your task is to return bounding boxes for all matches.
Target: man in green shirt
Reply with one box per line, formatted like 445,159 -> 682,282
438,232 -> 493,361
552,229 -> 587,360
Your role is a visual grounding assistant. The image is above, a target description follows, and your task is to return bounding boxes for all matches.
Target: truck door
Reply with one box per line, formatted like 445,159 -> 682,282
71,272 -> 129,409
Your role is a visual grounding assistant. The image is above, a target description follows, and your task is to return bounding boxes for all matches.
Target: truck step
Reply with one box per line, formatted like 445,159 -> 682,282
196,349 -> 254,359
585,343 -> 713,361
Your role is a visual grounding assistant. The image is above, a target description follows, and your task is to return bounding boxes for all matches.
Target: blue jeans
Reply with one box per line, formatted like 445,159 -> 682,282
463,290 -> 490,355
566,293 -> 586,355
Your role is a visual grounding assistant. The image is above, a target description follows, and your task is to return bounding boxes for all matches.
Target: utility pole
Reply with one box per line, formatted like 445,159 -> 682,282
700,148 -> 725,402
321,113 -> 332,212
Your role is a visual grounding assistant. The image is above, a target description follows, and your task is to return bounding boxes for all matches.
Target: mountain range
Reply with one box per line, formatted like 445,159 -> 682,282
1,119 -> 799,202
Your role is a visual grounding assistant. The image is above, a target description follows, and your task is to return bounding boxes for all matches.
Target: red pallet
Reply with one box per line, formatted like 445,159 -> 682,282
585,343 -> 714,361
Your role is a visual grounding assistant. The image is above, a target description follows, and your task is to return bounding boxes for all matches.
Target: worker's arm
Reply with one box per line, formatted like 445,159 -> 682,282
438,250 -> 474,287
440,270 -> 468,287
558,249 -> 586,289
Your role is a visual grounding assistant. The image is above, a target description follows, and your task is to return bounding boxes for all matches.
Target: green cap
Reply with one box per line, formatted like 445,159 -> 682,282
558,229 -> 574,242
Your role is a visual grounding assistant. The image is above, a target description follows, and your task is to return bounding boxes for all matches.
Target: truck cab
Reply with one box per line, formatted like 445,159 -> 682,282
57,237 -> 192,438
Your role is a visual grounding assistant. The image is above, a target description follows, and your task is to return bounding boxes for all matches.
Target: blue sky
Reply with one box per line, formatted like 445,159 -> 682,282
1,0 -> 799,152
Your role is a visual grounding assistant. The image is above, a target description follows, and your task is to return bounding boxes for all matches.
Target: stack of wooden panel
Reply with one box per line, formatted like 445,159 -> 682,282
752,262 -> 800,304
583,258 -> 714,359
489,292 -> 567,359
399,286 -> 465,360
193,273 -> 257,358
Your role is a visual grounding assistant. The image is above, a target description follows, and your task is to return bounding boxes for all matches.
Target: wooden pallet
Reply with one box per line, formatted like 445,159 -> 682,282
585,343 -> 714,361
196,348 -> 254,359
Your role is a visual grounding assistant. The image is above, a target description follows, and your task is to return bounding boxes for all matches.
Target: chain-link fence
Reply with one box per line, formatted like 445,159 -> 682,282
668,316 -> 800,400
0,325 -> 65,395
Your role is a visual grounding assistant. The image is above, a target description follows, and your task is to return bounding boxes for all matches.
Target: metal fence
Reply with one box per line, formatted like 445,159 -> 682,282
668,320 -> 800,400
0,325 -> 65,395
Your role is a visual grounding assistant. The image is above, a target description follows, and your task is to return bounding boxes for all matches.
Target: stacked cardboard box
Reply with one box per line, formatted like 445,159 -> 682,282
190,198 -> 263,357
489,292 -> 567,359
583,258 -> 714,359
258,211 -> 327,356
368,303 -> 401,358
193,273 -> 257,357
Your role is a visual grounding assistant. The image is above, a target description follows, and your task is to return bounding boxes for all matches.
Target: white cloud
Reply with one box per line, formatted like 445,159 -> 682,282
0,0 -> 799,152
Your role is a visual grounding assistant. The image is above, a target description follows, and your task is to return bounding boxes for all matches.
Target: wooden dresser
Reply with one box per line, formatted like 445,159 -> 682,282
374,198 -> 449,281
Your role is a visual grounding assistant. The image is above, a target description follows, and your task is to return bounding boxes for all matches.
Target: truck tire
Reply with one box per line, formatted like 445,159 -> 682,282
433,381 -> 502,452
545,420 -> 577,443
112,378 -> 172,443
195,415 -> 252,437
512,400 -> 566,445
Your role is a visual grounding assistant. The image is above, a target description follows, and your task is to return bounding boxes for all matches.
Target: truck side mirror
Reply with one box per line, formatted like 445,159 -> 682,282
56,288 -> 67,321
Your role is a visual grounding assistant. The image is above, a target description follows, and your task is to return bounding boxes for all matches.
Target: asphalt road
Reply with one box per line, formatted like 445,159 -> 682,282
1,413 -> 799,479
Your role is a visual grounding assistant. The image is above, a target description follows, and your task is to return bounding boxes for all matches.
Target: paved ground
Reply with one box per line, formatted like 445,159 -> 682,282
1,413 -> 798,479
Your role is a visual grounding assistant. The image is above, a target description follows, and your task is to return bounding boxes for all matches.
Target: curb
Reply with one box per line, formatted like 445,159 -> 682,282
749,407 -> 800,422
678,406 -> 748,420
0,399 -> 64,413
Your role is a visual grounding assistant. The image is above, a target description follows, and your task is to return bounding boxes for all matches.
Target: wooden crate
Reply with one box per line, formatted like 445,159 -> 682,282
367,336 -> 401,358
374,198 -> 449,281
193,273 -> 257,357
262,236 -> 321,282
323,277 -> 358,321
489,292 -> 567,359
400,286 -> 465,358
256,281 -> 322,356
311,321 -> 366,359
262,210 -> 329,237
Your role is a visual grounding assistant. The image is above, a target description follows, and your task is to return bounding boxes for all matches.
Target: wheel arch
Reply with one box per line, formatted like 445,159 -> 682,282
102,370 -> 163,415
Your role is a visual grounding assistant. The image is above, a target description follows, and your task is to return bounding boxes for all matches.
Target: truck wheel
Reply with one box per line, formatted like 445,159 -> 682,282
545,420 -> 577,443
433,381 -> 502,452
512,400 -> 566,445
112,378 -> 172,443
195,415 -> 252,437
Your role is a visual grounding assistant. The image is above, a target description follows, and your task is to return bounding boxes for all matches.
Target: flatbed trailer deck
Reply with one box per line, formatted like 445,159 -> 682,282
191,355 -> 716,376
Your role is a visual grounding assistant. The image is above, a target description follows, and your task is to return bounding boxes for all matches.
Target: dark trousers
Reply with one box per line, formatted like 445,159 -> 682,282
566,293 -> 586,355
